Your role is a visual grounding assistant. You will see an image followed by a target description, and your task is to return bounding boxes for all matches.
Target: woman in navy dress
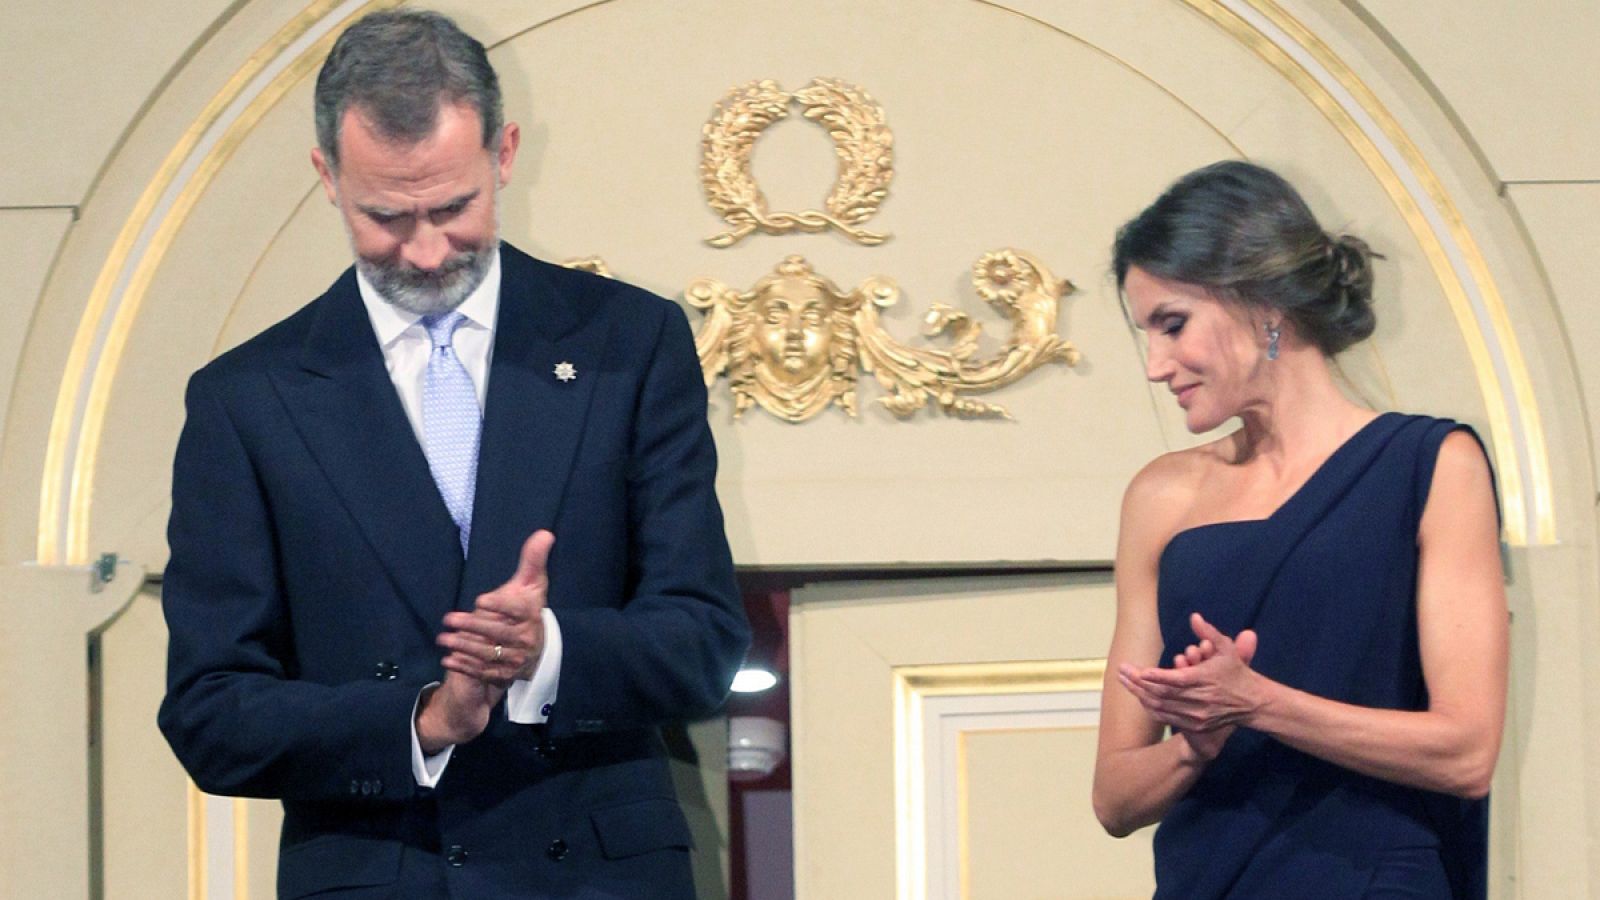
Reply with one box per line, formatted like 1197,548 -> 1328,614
1091,161 -> 1507,899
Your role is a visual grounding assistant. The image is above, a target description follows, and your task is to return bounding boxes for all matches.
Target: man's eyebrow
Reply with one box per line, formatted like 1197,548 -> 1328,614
356,202 -> 404,218
355,190 -> 480,219
429,190 -> 479,214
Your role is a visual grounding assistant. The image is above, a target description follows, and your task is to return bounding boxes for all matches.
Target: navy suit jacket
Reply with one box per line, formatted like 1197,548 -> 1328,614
158,244 -> 749,898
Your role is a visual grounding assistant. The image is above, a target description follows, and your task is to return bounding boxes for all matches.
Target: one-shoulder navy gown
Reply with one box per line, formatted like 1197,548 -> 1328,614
1152,413 -> 1490,899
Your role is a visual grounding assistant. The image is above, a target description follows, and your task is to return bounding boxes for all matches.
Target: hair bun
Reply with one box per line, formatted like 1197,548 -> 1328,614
1329,233 -> 1375,293
1110,161 -> 1384,356
1312,233 -> 1379,353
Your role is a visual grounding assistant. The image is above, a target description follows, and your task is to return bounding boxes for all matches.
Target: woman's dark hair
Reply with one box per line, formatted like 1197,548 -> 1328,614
1112,160 -> 1380,355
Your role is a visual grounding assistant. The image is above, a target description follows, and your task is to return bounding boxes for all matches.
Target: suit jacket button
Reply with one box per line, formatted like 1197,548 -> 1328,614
546,839 -> 568,861
446,845 -> 468,867
373,660 -> 398,680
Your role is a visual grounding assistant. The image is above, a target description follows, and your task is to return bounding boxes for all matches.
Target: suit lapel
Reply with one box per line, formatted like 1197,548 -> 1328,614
269,271 -> 464,631
460,248 -> 610,605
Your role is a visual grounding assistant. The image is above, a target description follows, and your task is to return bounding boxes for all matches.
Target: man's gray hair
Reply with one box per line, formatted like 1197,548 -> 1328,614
314,9 -> 503,170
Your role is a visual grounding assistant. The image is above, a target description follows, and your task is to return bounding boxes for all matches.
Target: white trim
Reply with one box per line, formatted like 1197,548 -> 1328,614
921,689 -> 1102,899
1217,0 -> 1538,541
50,0 -> 372,560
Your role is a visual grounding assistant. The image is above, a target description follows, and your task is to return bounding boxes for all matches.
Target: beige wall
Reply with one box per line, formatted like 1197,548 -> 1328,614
1,1 -> 1595,898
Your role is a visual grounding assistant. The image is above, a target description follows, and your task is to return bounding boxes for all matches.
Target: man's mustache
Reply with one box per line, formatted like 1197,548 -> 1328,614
383,252 -> 477,286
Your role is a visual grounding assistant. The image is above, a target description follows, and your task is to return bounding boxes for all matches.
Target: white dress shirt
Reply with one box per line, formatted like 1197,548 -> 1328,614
355,248 -> 563,787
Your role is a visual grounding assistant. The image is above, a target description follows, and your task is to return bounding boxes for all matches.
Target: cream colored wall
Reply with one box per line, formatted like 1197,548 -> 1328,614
0,562 -> 146,899
0,2 -> 1596,899
0,0 -> 242,203
788,574 -> 1145,898
1345,4 -> 1600,894
0,210 -> 74,447
1350,0 -> 1600,180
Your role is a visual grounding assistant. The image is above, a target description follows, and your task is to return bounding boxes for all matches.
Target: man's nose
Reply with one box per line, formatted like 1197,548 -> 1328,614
400,223 -> 450,272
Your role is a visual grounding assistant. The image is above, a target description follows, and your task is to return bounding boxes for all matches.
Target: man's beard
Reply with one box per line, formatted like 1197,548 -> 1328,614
356,242 -> 494,316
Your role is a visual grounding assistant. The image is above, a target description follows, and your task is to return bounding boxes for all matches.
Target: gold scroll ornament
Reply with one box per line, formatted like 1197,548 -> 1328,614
559,77 -> 1084,422
685,250 -> 1080,422
700,78 -> 894,248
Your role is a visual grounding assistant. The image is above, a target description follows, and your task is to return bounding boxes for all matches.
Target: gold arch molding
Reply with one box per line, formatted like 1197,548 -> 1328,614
39,0 -> 1556,578
33,0 -> 1558,896
1185,0 -> 1553,545
34,0 -> 610,569
37,0 -> 399,571
969,0 -> 1553,545
39,4 -> 625,897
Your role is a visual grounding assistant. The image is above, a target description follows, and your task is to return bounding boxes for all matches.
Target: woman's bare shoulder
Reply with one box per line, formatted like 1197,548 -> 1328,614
1121,438 -> 1235,549
1125,437 -> 1233,509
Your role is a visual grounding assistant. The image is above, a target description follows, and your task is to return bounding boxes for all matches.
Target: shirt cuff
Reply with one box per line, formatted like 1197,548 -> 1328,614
506,608 -> 562,724
410,684 -> 455,787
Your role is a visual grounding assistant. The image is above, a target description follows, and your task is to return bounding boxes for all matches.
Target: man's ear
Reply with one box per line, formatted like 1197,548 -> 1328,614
310,147 -> 339,205
494,123 -> 521,188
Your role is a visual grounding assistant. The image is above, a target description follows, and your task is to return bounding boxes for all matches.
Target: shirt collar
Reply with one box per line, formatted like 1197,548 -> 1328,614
357,245 -> 502,347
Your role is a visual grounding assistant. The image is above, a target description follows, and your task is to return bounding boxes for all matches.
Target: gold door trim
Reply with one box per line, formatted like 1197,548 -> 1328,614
893,659 -> 1105,900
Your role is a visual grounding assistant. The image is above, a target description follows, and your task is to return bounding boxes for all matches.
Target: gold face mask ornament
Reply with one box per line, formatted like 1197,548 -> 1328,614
687,252 -> 1080,423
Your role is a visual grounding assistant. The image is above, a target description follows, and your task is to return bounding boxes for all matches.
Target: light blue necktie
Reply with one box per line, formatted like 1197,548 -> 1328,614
421,312 -> 480,556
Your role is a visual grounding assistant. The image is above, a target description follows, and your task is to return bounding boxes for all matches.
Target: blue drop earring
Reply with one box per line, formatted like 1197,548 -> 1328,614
1266,323 -> 1281,361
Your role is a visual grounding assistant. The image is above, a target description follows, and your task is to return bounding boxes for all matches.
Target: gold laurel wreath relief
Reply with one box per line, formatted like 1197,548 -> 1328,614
700,78 -> 894,247
565,77 -> 1081,423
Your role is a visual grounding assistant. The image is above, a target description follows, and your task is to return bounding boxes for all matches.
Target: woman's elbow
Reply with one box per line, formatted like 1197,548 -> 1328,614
1440,738 -> 1499,799
1449,754 -> 1496,799
1091,785 -> 1138,838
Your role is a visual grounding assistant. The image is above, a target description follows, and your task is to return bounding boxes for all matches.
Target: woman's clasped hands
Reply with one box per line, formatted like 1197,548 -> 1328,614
1118,613 -> 1265,762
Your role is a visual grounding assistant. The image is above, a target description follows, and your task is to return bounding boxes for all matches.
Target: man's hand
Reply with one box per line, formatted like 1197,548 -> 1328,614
415,670 -> 502,754
437,530 -> 553,688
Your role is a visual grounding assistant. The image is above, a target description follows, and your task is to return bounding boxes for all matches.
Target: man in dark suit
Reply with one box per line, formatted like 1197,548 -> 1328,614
157,9 -> 748,898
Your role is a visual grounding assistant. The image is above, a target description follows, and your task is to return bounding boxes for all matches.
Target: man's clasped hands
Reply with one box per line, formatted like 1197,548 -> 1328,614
416,530 -> 554,754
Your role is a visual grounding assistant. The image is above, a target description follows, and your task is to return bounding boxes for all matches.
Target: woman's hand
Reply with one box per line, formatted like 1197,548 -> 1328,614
1120,613 -> 1265,748
1166,624 -> 1251,762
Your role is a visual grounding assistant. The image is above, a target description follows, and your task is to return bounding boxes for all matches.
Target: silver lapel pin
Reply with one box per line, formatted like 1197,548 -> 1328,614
554,361 -> 577,383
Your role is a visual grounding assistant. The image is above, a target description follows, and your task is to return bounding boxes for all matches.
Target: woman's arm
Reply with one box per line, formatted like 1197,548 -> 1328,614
1123,431 -> 1508,798
1093,457 -> 1230,837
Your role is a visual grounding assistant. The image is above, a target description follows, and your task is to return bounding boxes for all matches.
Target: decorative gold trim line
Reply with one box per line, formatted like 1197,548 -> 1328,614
893,663 -> 927,900
66,4 -> 386,566
1237,0 -> 1545,540
37,0 -> 393,565
956,731 -> 970,900
1187,0 -> 1552,544
894,660 -> 1105,900
187,782 -> 204,900
43,0 -> 605,568
233,797 -> 250,900
898,659 -> 1106,696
